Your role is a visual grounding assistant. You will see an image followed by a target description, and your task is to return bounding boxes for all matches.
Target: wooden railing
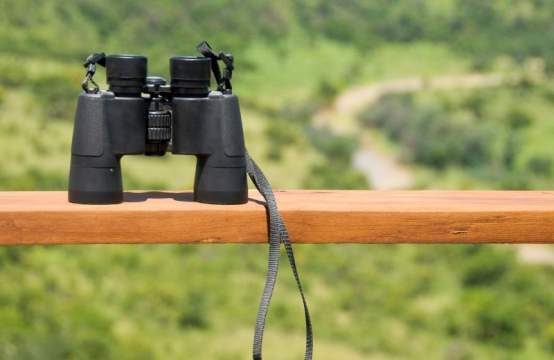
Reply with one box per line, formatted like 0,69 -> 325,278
1,190 -> 554,245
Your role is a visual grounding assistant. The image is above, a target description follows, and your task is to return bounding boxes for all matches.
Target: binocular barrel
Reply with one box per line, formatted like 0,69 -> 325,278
68,54 -> 247,205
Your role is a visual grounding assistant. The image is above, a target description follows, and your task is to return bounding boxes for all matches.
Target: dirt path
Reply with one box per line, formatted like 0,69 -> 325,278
314,73 -> 514,190
334,73 -> 508,116
514,244 -> 554,265
314,72 -> 554,265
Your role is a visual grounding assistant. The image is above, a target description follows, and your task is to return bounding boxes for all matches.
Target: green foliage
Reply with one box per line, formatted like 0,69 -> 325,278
30,73 -> 81,120
506,107 -> 534,129
359,81 -> 554,191
0,61 -> 29,87
0,167 -> 67,190
316,79 -> 341,104
302,163 -> 368,190
463,289 -> 524,348
452,1 -> 554,71
2,244 -> 554,358
307,127 -> 358,163
264,121 -> 303,161
293,0 -> 554,71
359,94 -> 494,169
3,0 -> 554,73
2,0 -> 554,359
527,154 -> 553,177
302,127 -> 368,189
459,245 -> 514,288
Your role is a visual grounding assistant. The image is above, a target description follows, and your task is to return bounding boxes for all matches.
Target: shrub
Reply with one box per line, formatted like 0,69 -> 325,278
302,127 -> 369,189
527,154 -> 553,177
459,245 -> 513,288
0,167 -> 66,191
307,127 -> 359,163
303,163 -> 368,189
30,74 -> 80,120
464,289 -> 524,348
359,94 -> 493,169
265,121 -> 302,161
505,107 -> 533,129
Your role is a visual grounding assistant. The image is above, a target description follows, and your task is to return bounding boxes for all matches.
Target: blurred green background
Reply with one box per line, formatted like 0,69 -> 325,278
2,0 -> 554,359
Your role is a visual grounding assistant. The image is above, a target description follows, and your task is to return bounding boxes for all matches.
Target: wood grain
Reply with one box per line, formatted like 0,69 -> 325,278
1,190 -> 554,245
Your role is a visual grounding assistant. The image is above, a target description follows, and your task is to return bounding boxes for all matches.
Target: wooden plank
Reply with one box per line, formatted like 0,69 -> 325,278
1,190 -> 554,245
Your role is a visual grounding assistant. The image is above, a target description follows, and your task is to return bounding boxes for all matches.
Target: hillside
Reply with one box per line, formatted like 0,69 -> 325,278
2,1 -> 554,359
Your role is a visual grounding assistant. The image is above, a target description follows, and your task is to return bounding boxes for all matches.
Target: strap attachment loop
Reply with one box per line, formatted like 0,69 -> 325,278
196,41 -> 234,94
81,52 -> 106,93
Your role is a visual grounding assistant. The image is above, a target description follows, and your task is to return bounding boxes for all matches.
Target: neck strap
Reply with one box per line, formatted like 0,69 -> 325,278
246,151 -> 313,360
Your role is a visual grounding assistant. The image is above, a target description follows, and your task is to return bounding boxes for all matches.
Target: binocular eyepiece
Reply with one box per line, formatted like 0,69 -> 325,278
170,56 -> 212,96
104,55 -> 212,96
69,46 -> 248,205
105,55 -> 148,95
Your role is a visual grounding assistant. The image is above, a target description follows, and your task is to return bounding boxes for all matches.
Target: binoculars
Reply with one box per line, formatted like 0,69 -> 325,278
68,44 -> 248,205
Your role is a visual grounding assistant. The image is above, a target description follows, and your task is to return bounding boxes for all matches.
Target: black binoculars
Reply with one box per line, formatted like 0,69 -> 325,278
68,44 -> 248,205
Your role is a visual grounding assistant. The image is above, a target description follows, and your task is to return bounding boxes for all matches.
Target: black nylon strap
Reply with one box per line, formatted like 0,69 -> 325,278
246,151 -> 313,360
196,41 -> 223,87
